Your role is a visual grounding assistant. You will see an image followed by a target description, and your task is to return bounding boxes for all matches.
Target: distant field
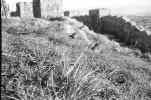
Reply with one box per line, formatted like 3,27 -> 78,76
128,16 -> 151,31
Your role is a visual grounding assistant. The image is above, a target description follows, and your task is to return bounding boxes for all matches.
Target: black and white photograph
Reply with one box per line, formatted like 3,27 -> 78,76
1,0 -> 151,100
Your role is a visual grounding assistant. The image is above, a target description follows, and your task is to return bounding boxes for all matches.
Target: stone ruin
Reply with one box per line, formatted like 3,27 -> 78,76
18,2 -> 33,18
89,8 -> 111,17
73,14 -> 151,52
10,0 -> 110,19
11,0 -> 63,18
64,9 -> 89,17
64,11 -> 70,16
64,8 -> 111,17
11,2 -> 33,17
33,0 -> 63,18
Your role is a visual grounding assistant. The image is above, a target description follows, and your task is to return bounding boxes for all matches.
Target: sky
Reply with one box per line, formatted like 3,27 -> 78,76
5,0 -> 151,16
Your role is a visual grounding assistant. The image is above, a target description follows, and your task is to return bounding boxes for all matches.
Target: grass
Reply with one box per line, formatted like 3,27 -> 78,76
1,34 -> 96,100
1,17 -> 151,100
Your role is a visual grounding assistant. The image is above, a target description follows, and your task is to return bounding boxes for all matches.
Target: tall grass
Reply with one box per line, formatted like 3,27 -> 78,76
1,36 -> 101,100
2,18 -> 151,100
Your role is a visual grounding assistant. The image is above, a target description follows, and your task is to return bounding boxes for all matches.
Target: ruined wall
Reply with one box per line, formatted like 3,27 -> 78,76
89,8 -> 111,17
100,16 -> 151,52
16,2 -> 33,18
65,8 -> 110,18
41,0 -> 63,18
73,10 -> 151,52
33,0 -> 63,18
98,8 -> 111,17
33,0 -> 41,18
64,11 -> 70,16
64,9 -> 89,17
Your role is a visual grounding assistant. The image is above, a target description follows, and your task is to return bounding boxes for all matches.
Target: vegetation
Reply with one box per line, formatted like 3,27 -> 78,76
1,17 -> 151,100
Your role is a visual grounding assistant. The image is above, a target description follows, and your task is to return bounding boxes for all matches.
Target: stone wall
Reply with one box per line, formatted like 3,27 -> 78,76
64,8 -> 110,17
33,0 -> 41,18
16,2 -> 33,18
100,16 -> 151,52
64,9 -> 89,17
33,0 -> 63,18
64,11 -> 70,16
73,15 -> 151,53
89,8 -> 111,17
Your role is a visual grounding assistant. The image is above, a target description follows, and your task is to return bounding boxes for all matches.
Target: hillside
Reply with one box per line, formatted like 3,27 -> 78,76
1,17 -> 151,100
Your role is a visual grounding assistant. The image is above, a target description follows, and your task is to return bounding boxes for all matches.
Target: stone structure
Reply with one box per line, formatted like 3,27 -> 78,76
74,14 -> 151,52
64,8 -> 110,17
64,9 -> 89,17
11,2 -> 33,17
89,8 -> 111,17
33,0 -> 63,18
19,2 -> 33,17
64,11 -> 70,16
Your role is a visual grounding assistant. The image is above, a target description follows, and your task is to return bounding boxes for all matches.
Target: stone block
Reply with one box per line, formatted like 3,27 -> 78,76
64,11 -> 70,16
89,8 -> 111,17
16,2 -> 33,18
33,0 -> 63,18
65,9 -> 89,17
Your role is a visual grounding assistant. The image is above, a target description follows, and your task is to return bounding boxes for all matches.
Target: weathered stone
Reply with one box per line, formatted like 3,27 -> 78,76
64,11 -> 70,16
64,8 -> 110,17
89,8 -> 111,17
73,14 -> 151,52
12,2 -> 33,18
65,9 -> 89,17
33,0 -> 63,18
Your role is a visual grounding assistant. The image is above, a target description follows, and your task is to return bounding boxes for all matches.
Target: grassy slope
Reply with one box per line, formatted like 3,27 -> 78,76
1,17 -> 151,100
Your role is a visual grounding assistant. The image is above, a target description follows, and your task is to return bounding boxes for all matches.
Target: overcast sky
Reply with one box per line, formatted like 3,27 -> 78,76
5,0 -> 151,16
